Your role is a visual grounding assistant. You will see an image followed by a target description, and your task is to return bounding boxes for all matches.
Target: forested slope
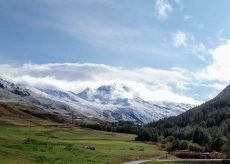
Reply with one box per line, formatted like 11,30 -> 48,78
143,85 -> 230,154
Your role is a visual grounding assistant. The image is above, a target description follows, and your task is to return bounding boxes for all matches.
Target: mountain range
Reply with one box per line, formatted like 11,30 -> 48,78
0,75 -> 194,124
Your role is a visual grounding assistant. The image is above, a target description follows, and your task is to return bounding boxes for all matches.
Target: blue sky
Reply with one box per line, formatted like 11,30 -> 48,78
1,0 -> 230,104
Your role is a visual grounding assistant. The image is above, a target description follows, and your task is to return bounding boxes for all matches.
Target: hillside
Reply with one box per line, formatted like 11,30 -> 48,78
0,101 -> 67,126
0,77 -> 70,126
149,84 -> 230,130
146,84 -> 230,153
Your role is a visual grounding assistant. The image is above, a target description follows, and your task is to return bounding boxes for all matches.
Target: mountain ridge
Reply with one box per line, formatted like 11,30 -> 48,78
0,75 -> 194,124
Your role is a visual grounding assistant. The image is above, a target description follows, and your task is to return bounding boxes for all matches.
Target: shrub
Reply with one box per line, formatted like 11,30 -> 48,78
188,143 -> 205,152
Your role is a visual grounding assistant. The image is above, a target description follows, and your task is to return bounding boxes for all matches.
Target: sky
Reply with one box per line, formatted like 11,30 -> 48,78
0,0 -> 230,104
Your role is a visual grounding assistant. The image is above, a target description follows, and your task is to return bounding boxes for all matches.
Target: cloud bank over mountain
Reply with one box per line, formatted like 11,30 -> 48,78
2,38 -> 230,105
0,63 -> 198,104
1,39 -> 230,105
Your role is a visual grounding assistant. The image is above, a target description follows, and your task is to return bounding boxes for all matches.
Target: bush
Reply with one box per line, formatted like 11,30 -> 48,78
222,137 -> 230,158
165,136 -> 175,143
188,143 -> 205,152
180,140 -> 189,150
166,142 -> 173,152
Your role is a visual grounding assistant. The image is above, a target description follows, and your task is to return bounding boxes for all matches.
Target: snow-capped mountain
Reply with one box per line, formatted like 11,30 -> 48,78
0,75 -> 194,124
33,83 -> 194,123
0,75 -> 30,97
76,84 -> 133,105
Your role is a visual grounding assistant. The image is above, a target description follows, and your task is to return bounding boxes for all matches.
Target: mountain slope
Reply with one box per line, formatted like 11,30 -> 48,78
0,101 -> 66,126
0,76 -> 86,120
0,75 -> 194,124
150,84 -> 230,128
147,84 -> 230,151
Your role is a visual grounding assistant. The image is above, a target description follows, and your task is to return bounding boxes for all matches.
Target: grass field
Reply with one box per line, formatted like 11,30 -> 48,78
0,101 -> 165,164
0,125 -> 165,164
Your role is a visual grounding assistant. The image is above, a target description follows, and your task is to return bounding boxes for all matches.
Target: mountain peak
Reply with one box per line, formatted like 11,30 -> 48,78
77,83 -> 133,102
97,83 -> 130,94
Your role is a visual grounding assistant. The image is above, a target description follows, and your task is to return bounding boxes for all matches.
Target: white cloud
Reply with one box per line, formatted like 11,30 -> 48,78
0,63 -> 200,104
172,31 -> 208,61
2,43 -> 230,104
155,0 -> 173,20
198,42 -> 230,83
192,43 -> 207,61
216,28 -> 230,43
173,31 -> 187,47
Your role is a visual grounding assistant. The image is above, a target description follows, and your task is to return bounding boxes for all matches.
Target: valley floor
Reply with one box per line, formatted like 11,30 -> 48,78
0,124 -> 165,164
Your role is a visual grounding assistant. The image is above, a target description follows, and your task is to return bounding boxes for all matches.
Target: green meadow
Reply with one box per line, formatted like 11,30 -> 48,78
0,125 -> 164,164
